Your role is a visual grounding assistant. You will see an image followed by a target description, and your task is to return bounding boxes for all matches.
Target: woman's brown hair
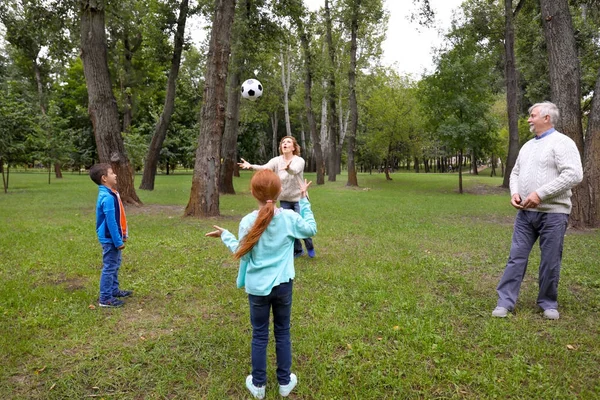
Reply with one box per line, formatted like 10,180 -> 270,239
234,170 -> 282,259
279,135 -> 301,156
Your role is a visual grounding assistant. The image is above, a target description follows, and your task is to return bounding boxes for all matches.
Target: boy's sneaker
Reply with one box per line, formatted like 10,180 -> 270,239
307,249 -> 316,258
245,375 -> 265,399
294,251 -> 305,258
99,298 -> 124,308
279,373 -> 297,397
113,290 -> 133,298
492,306 -> 509,318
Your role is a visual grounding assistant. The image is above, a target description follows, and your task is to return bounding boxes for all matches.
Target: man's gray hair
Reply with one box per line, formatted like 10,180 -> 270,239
529,101 -> 559,126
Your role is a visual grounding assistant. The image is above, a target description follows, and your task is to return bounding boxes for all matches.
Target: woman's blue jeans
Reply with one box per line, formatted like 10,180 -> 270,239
99,243 -> 121,302
279,200 -> 314,255
248,280 -> 293,386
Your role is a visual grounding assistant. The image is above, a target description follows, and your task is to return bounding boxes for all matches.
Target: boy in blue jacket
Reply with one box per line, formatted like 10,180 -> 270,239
89,163 -> 132,308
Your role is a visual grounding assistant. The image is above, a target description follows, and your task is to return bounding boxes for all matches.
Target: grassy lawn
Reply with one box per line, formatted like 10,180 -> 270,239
1,170 -> 599,399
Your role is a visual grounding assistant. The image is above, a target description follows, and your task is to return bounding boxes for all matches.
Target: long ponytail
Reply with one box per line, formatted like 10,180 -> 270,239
234,170 -> 281,259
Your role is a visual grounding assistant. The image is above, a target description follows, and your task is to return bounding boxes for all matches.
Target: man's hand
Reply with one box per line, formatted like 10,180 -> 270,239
510,194 -> 523,209
521,192 -> 541,209
238,158 -> 251,170
205,225 -> 225,238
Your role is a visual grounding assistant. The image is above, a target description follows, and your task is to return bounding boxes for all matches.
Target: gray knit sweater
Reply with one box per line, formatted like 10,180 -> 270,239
510,130 -> 583,214
250,155 -> 305,202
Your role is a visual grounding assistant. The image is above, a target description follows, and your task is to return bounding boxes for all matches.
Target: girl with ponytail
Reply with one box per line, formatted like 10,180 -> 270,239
205,169 -> 316,399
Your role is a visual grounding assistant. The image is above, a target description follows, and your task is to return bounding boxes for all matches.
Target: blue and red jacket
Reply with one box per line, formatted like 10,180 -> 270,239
95,185 -> 128,248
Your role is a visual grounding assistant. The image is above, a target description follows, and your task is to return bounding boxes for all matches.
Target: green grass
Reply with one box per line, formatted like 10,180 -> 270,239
1,170 -> 599,399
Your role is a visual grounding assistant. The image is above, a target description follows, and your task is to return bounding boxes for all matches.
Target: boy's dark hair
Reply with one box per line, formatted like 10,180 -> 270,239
89,163 -> 111,185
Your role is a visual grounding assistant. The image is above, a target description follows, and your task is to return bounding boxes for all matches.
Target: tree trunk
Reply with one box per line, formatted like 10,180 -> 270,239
120,25 -> 141,135
319,79 -> 330,161
80,0 -> 141,206
297,19 -> 325,184
220,56 -> 242,195
54,163 -> 63,178
281,47 -> 292,137
571,65 -> 600,227
35,58 -> 65,179
325,0 -> 338,182
337,105 -> 348,175
458,149 -> 464,194
346,0 -> 359,187
540,0 -> 583,152
271,110 -> 278,157
471,151 -> 478,175
184,0 -> 236,217
540,0 -> 586,227
385,143 -> 393,180
502,0 -> 523,188
140,0 -> 189,191
1,162 -> 6,193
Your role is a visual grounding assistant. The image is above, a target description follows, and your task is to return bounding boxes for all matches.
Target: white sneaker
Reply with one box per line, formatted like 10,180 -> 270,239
543,309 -> 560,320
279,373 -> 297,397
492,306 -> 509,318
245,375 -> 265,399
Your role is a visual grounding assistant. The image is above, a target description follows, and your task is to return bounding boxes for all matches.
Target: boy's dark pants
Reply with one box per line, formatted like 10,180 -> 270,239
100,243 -> 122,302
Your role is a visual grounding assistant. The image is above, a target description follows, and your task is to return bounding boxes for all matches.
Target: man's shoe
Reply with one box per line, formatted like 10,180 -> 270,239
279,373 -> 297,397
113,290 -> 133,298
245,375 -> 265,399
307,249 -> 316,258
543,309 -> 560,320
294,251 -> 305,258
492,306 -> 509,318
99,298 -> 124,308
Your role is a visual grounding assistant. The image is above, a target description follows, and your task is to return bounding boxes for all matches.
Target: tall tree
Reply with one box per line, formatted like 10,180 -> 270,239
502,0 -> 525,187
220,0 -> 283,194
80,0 -> 141,205
345,0 -> 359,187
339,0 -> 385,186
219,46 -> 242,195
540,0 -> 600,228
539,0 -> 585,226
579,63 -> 600,227
292,3 -> 325,185
185,0 -> 236,217
0,0 -> 71,178
140,0 -> 189,190
325,0 -> 338,181
419,35 -> 498,194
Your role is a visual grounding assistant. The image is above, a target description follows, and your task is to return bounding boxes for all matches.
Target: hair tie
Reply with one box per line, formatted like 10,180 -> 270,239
266,200 -> 273,203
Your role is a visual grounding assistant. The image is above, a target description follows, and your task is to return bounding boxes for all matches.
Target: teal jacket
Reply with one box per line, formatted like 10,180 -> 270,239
220,198 -> 317,296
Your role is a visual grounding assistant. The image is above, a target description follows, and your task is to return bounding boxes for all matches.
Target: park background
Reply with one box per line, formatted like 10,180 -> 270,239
1,0 -> 600,398
1,170 -> 599,399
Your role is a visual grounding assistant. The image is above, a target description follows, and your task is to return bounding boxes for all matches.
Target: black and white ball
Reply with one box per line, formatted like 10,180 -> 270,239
241,79 -> 263,101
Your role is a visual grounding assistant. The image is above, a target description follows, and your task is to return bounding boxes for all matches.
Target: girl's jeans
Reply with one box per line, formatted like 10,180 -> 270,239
99,243 -> 121,302
248,280 -> 293,386
279,200 -> 314,255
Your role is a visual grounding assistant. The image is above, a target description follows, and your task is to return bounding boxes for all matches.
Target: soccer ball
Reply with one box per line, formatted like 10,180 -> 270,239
241,79 -> 263,101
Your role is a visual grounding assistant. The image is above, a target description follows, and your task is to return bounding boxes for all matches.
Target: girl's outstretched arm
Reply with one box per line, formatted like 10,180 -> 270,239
299,179 -> 312,198
205,225 -> 225,238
